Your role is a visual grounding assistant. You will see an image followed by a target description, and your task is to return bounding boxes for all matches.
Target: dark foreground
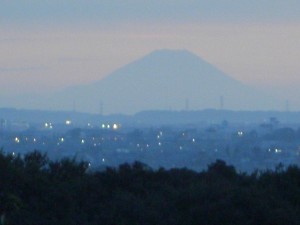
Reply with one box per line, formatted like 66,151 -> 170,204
1,151 -> 300,225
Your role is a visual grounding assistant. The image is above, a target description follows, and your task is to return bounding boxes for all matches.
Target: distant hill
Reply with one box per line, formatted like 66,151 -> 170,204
1,108 -> 300,126
3,49 -> 278,114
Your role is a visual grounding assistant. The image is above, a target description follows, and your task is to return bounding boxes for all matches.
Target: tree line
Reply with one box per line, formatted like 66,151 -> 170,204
1,150 -> 300,225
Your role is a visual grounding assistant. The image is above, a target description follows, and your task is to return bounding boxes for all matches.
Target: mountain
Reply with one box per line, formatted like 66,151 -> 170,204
22,49 -> 279,114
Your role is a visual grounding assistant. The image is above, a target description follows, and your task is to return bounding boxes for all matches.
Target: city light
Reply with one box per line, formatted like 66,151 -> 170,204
66,120 -> 72,125
113,123 -> 118,130
44,122 -> 53,129
15,137 -> 20,143
237,131 -> 244,137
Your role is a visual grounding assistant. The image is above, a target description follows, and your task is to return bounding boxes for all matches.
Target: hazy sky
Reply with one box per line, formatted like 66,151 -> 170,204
1,1 -> 300,109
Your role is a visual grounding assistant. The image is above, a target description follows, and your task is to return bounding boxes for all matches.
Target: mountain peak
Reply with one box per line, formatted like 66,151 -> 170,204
149,48 -> 195,56
141,49 -> 202,63
47,49 -> 276,114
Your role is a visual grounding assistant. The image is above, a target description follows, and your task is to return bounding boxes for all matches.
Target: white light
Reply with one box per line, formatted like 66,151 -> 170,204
15,137 -> 20,143
113,124 -> 118,130
192,138 -> 195,142
102,158 -> 105,163
65,120 -> 72,125
81,139 -> 85,144
44,123 -> 48,127
33,138 -> 36,142
107,124 -> 110,129
101,124 -> 105,129
158,142 -> 162,146
60,138 -> 64,142
238,131 -> 243,137
12,152 -> 15,156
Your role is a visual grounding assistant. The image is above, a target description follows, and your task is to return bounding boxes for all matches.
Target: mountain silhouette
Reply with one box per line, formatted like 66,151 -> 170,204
49,49 -> 276,114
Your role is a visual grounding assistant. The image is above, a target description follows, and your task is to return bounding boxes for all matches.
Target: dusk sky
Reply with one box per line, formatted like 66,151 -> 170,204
1,1 -> 300,110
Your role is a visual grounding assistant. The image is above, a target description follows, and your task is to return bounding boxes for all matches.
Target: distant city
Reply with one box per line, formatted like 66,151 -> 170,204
1,108 -> 300,172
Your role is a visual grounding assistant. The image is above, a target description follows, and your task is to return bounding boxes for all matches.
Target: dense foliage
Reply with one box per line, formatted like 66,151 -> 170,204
1,151 -> 300,225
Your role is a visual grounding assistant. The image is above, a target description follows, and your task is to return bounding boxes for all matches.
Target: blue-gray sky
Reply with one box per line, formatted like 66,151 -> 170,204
1,1 -> 300,110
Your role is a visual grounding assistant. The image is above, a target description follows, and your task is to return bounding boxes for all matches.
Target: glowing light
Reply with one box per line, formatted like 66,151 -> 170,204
101,124 -> 105,129
192,138 -> 195,142
107,124 -> 110,129
45,122 -> 53,129
60,138 -> 64,142
237,131 -> 244,137
81,139 -> 85,144
65,120 -> 72,125
33,138 -> 36,142
102,158 -> 105,163
158,142 -> 162,146
113,123 -> 118,130
15,137 -> 20,143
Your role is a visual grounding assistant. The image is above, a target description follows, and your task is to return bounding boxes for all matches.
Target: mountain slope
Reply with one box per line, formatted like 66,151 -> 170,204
50,49 -> 277,114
